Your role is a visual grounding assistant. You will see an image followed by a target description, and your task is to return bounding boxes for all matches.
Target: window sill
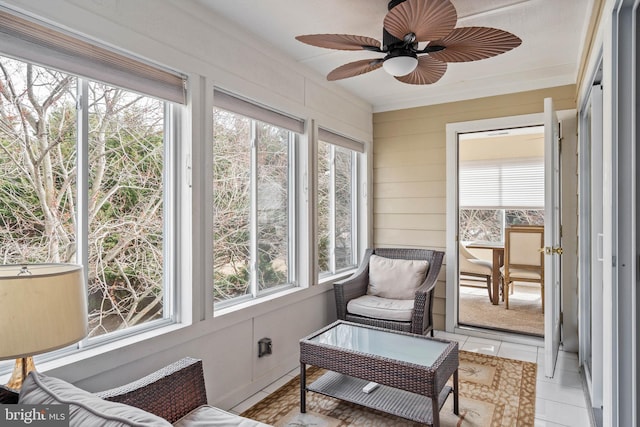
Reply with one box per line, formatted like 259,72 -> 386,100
214,286 -> 303,317
318,269 -> 357,286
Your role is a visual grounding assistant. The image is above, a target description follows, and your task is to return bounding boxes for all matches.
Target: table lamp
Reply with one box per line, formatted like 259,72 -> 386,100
0,263 -> 87,390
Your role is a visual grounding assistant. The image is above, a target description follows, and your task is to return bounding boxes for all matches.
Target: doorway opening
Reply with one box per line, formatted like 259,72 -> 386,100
446,103 -> 568,376
457,125 -> 545,337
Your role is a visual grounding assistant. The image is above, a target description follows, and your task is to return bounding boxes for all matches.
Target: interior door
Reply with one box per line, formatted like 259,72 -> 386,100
544,97 -> 562,378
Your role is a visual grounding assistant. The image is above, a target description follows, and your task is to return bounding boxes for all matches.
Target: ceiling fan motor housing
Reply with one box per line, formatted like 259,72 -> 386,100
388,0 -> 409,11
385,47 -> 418,61
382,28 -> 408,51
384,0 -> 413,50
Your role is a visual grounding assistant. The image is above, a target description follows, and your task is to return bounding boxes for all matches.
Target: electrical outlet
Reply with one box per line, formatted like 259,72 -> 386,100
258,337 -> 272,357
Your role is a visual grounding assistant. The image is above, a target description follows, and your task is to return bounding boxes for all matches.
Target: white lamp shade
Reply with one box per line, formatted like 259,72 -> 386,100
0,264 -> 87,359
382,55 -> 418,76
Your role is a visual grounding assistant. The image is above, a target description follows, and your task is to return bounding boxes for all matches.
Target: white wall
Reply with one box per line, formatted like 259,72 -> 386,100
0,0 -> 372,409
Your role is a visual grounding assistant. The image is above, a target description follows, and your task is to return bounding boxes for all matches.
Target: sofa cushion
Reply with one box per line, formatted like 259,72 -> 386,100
347,294 -> 414,321
367,255 -> 429,299
173,405 -> 270,427
19,372 -> 172,427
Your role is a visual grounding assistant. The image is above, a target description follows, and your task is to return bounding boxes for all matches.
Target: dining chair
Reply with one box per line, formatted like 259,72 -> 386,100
459,242 -> 493,301
499,225 -> 545,312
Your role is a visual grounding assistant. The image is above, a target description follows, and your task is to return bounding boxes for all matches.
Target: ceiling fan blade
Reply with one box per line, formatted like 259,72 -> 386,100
327,59 -> 384,81
384,0 -> 457,43
295,34 -> 381,51
395,56 -> 447,85
428,27 -> 522,62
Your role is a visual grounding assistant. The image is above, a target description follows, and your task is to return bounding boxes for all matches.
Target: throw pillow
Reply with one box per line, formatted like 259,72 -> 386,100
19,371 -> 172,427
367,254 -> 429,299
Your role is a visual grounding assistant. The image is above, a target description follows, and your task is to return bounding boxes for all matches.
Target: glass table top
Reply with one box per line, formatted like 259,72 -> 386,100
308,322 -> 450,367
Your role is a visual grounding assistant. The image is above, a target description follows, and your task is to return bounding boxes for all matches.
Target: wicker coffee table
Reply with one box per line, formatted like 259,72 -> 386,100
299,321 -> 459,427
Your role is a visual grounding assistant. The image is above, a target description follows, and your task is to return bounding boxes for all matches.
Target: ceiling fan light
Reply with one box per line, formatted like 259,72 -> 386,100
383,55 -> 418,76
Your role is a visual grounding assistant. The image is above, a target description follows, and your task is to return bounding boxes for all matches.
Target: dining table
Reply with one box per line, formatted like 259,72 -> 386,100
464,242 -> 505,305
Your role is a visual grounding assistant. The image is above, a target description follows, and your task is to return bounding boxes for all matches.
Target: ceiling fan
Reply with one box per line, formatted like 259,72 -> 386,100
295,0 -> 522,85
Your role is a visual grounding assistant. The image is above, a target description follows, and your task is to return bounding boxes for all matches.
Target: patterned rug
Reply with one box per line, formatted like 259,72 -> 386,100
241,351 -> 537,426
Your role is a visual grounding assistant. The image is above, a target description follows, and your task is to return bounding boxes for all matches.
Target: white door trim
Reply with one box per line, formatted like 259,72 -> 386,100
543,97 -> 562,378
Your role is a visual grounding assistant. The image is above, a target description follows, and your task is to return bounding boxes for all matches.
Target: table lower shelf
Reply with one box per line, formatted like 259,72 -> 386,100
306,371 -> 453,425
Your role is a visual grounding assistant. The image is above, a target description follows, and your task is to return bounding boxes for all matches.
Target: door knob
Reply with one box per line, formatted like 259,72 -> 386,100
541,246 -> 563,255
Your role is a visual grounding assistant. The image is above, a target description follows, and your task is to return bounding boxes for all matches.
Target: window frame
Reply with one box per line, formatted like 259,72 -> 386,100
0,56 -> 182,360
78,79 -> 180,346
317,135 -> 361,280
0,7 -> 187,347
212,99 -> 301,309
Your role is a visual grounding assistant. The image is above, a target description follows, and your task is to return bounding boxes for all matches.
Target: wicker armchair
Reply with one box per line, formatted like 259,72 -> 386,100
333,248 -> 444,336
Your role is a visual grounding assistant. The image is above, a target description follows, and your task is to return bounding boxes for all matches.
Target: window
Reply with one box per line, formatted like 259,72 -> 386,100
0,10 -> 185,341
459,158 -> 544,243
0,57 -> 177,338
213,90 -> 302,306
458,158 -> 544,209
459,209 -> 544,242
318,129 -> 362,276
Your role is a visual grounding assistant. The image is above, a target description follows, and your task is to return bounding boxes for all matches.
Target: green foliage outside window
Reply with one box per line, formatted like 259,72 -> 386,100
213,109 -> 292,303
0,57 -> 166,337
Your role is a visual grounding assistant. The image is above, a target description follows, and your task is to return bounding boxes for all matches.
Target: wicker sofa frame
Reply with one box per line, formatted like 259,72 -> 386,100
96,357 -> 208,423
334,248 -> 445,336
0,357 -> 207,424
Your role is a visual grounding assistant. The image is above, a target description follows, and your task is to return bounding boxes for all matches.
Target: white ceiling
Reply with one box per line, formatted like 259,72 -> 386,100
196,0 -> 593,112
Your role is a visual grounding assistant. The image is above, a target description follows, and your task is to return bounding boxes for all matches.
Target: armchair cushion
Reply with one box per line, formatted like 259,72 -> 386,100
367,255 -> 429,299
19,371 -> 172,427
347,295 -> 414,321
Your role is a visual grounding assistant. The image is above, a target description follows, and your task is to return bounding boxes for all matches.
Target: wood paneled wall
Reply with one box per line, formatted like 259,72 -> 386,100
372,84 -> 576,329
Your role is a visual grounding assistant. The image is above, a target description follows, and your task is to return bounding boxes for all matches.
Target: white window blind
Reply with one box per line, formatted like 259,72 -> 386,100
214,89 -> 304,134
459,158 -> 544,208
0,8 -> 186,104
318,128 -> 365,153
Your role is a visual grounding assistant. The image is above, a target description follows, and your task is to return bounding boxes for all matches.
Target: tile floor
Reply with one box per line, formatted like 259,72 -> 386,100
229,330 -> 593,427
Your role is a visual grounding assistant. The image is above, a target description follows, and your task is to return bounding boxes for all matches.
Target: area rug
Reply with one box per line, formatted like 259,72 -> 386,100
459,283 -> 544,336
241,350 -> 537,426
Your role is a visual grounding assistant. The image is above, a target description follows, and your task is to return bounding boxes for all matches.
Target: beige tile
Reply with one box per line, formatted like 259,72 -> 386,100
462,337 -> 501,355
500,341 -> 540,353
536,381 -> 588,408
537,366 -> 583,389
534,418 -> 569,426
497,346 -> 538,363
535,398 -> 591,427
434,330 -> 469,345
